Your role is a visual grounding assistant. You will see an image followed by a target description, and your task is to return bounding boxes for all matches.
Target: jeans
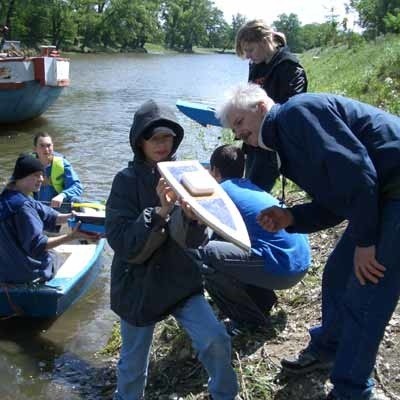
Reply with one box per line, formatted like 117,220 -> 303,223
200,240 -> 306,289
114,294 -> 238,400
307,200 -> 400,399
198,240 -> 306,325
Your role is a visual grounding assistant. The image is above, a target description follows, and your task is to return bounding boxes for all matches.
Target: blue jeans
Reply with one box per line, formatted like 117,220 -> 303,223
114,294 -> 238,400
307,200 -> 400,399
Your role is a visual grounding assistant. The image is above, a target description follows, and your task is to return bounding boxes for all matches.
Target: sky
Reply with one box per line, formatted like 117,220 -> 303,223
212,0 -> 358,28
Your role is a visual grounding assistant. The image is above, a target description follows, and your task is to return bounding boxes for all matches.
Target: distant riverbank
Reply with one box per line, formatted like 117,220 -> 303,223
60,42 -> 235,56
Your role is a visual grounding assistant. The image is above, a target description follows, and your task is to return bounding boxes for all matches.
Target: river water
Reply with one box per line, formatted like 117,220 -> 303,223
0,52 -> 247,399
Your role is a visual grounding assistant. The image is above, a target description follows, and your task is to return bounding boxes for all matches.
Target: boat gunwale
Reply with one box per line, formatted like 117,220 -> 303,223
46,238 -> 106,293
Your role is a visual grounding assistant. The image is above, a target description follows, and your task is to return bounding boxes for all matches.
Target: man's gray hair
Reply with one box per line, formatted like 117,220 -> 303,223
216,83 -> 269,127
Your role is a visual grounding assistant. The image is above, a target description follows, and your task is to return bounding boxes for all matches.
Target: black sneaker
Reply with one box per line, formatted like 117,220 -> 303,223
223,318 -> 245,337
281,348 -> 334,374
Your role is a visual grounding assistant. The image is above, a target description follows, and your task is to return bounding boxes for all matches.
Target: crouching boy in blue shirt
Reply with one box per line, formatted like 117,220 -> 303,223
198,144 -> 311,334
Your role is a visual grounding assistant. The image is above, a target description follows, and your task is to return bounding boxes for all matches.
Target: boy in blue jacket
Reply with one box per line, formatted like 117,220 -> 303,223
216,83 -> 400,400
0,154 -> 90,284
198,144 -> 310,333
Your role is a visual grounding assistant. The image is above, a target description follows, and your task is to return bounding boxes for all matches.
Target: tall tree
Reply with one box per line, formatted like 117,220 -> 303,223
203,7 -> 229,49
46,0 -> 76,48
300,23 -> 326,50
70,0 -> 104,50
161,0 -> 220,52
350,0 -> 400,36
229,13 -> 246,49
9,0 -> 50,47
273,13 -> 302,52
102,0 -> 161,50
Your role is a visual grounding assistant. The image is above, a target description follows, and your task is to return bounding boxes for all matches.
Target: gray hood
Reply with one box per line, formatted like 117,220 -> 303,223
129,100 -> 184,160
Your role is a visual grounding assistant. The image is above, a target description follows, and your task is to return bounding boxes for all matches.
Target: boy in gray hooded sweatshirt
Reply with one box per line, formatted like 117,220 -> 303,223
105,100 -> 239,400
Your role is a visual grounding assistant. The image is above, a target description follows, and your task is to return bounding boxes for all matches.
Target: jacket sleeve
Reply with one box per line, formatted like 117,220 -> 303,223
105,171 -> 168,263
279,105 -> 379,246
33,201 -> 59,231
61,158 -> 84,201
168,207 -> 208,249
275,62 -> 308,103
13,204 -> 48,259
286,201 -> 345,234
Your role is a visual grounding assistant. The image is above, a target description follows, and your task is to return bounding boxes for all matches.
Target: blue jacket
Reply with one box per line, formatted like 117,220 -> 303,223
33,152 -> 83,203
0,189 -> 59,283
221,178 -> 311,275
260,93 -> 400,246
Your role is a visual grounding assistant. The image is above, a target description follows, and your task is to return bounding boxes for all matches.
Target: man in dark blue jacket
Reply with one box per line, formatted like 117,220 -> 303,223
216,83 -> 400,400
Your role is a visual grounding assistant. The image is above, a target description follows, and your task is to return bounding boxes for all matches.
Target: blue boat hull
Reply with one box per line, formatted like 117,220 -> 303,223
0,239 -> 105,318
0,80 -> 64,124
176,100 -> 222,127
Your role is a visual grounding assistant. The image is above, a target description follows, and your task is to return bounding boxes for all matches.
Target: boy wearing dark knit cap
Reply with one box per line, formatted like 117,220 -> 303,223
10,153 -> 45,182
0,154 -> 92,284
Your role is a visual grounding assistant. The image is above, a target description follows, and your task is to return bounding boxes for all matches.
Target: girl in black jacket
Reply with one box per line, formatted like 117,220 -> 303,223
224,20 -> 308,329
235,19 -> 308,192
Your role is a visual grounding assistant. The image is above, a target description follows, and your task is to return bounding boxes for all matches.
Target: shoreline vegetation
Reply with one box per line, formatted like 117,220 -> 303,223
94,34 -> 400,400
58,43 -> 236,55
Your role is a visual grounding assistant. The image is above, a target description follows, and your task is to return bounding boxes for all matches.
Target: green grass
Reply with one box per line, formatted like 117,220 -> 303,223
301,34 -> 400,114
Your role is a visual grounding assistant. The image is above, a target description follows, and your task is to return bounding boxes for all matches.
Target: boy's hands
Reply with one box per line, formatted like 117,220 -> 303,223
156,178 -> 176,218
51,193 -> 66,208
69,221 -> 102,240
155,179 -> 202,223
180,198 -> 201,222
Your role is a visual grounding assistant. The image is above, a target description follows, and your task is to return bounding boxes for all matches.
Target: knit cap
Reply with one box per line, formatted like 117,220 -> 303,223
11,154 -> 44,181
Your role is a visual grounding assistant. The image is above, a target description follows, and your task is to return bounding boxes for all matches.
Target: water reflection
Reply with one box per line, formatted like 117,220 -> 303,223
0,316 -> 110,400
0,251 -> 115,398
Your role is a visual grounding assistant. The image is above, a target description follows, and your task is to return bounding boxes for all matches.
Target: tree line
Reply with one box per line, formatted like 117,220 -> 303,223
0,0 -> 398,53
